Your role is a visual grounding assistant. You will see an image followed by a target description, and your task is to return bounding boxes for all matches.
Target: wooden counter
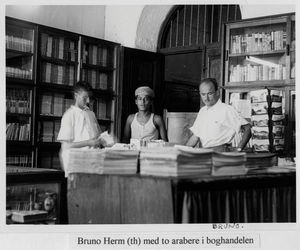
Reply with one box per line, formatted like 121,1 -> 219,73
67,170 -> 296,224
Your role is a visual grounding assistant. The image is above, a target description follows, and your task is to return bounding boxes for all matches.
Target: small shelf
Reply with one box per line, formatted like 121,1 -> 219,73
39,114 -> 62,120
40,55 -> 77,66
97,118 -> 113,123
226,80 -> 286,87
228,49 -> 286,57
37,142 -> 61,148
82,63 -> 115,71
6,49 -> 34,59
92,88 -> 115,97
6,77 -> 34,85
38,83 -> 74,91
6,141 -> 33,147
6,113 -> 32,117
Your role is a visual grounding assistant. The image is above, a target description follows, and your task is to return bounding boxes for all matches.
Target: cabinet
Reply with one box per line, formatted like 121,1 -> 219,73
6,17 -> 121,169
6,166 -> 67,224
6,17 -> 37,168
222,13 -> 295,155
36,26 -> 80,169
80,36 -> 120,134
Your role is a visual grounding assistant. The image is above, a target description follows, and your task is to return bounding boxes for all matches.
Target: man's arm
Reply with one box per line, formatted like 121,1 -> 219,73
237,124 -> 252,150
186,134 -> 200,147
60,137 -> 104,150
154,115 -> 168,141
122,114 -> 134,143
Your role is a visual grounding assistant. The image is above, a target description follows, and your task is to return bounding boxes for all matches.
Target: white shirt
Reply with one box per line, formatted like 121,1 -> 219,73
57,105 -> 101,176
190,100 -> 249,148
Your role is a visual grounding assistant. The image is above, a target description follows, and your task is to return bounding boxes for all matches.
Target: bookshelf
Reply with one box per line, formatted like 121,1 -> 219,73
80,36 -> 119,133
223,13 -> 295,155
6,17 -> 121,170
6,18 -> 37,168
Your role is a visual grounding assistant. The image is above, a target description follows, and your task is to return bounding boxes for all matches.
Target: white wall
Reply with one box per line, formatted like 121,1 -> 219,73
106,4 -> 296,52
5,5 -> 106,39
105,5 -> 144,46
5,4 -> 297,51
240,4 -> 295,19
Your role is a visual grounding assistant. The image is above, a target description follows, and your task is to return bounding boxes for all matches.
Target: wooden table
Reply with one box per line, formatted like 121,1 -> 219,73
67,170 -> 296,224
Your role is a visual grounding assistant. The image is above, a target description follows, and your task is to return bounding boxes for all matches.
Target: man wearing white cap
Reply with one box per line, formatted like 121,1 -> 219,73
123,86 -> 168,143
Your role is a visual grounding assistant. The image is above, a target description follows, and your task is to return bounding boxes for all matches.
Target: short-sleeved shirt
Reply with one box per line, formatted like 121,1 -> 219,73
57,105 -> 101,176
57,105 -> 100,143
190,99 -> 249,148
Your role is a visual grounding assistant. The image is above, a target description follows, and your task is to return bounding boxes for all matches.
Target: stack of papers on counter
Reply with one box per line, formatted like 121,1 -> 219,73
140,146 -> 212,177
68,148 -> 105,174
212,152 -> 247,176
246,152 -> 277,172
68,148 -> 139,175
102,149 -> 139,174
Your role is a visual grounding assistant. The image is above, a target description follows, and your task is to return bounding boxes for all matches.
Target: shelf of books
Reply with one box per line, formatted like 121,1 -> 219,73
6,17 -> 121,171
38,28 -> 79,87
223,13 -> 295,156
80,36 -> 120,135
36,27 -> 79,169
6,19 -> 35,82
6,18 -> 37,168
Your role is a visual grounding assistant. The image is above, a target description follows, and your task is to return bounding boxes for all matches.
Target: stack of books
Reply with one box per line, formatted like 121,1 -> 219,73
212,152 -> 247,176
11,210 -> 48,223
140,146 -> 212,177
246,152 -> 277,172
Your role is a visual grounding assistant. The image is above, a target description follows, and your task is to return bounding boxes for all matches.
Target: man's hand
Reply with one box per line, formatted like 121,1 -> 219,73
89,137 -> 103,148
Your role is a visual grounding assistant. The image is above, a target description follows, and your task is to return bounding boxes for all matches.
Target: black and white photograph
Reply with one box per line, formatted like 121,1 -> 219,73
1,1 -> 299,250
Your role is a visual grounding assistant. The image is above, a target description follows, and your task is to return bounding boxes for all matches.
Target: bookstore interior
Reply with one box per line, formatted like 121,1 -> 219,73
5,5 -> 296,224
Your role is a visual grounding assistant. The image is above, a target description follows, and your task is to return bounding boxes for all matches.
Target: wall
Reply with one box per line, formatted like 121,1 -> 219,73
240,4 -> 295,19
105,4 -> 296,52
5,5 -> 106,39
5,4 -> 296,51
105,5 -> 144,46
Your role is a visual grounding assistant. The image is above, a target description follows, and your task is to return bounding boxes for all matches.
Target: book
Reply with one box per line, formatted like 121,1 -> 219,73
252,126 -> 269,140
252,114 -> 269,127
250,89 -> 268,103
11,210 -> 48,223
251,102 -> 268,115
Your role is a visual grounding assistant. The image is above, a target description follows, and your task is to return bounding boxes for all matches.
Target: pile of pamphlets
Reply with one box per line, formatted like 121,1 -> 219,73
140,146 -> 212,177
212,151 -> 247,176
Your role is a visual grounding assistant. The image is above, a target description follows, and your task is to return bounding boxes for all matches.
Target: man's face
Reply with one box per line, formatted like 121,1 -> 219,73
135,94 -> 152,111
199,82 -> 219,107
75,89 -> 90,109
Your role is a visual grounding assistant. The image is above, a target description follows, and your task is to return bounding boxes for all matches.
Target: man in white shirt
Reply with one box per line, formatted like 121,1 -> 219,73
186,78 -> 251,151
57,81 -> 104,176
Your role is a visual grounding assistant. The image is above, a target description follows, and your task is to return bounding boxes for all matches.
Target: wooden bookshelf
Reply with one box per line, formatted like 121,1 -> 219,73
6,17 -> 37,168
222,13 -> 295,156
6,17 -> 121,170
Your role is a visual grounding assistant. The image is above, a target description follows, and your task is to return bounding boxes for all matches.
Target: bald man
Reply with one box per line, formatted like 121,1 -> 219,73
186,78 -> 251,152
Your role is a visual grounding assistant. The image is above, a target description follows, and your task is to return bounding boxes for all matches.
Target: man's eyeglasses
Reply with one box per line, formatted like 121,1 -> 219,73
199,92 -> 216,97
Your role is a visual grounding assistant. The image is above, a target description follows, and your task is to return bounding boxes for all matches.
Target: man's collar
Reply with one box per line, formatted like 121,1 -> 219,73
204,99 -> 221,110
71,105 -> 90,112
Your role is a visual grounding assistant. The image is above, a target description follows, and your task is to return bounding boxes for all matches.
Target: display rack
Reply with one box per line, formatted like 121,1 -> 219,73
222,13 -> 295,155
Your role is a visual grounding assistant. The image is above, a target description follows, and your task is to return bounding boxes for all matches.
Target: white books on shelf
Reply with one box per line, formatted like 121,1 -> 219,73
41,93 -> 53,115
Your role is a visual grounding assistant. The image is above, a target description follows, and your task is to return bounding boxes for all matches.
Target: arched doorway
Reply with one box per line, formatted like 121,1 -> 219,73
158,5 -> 241,112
